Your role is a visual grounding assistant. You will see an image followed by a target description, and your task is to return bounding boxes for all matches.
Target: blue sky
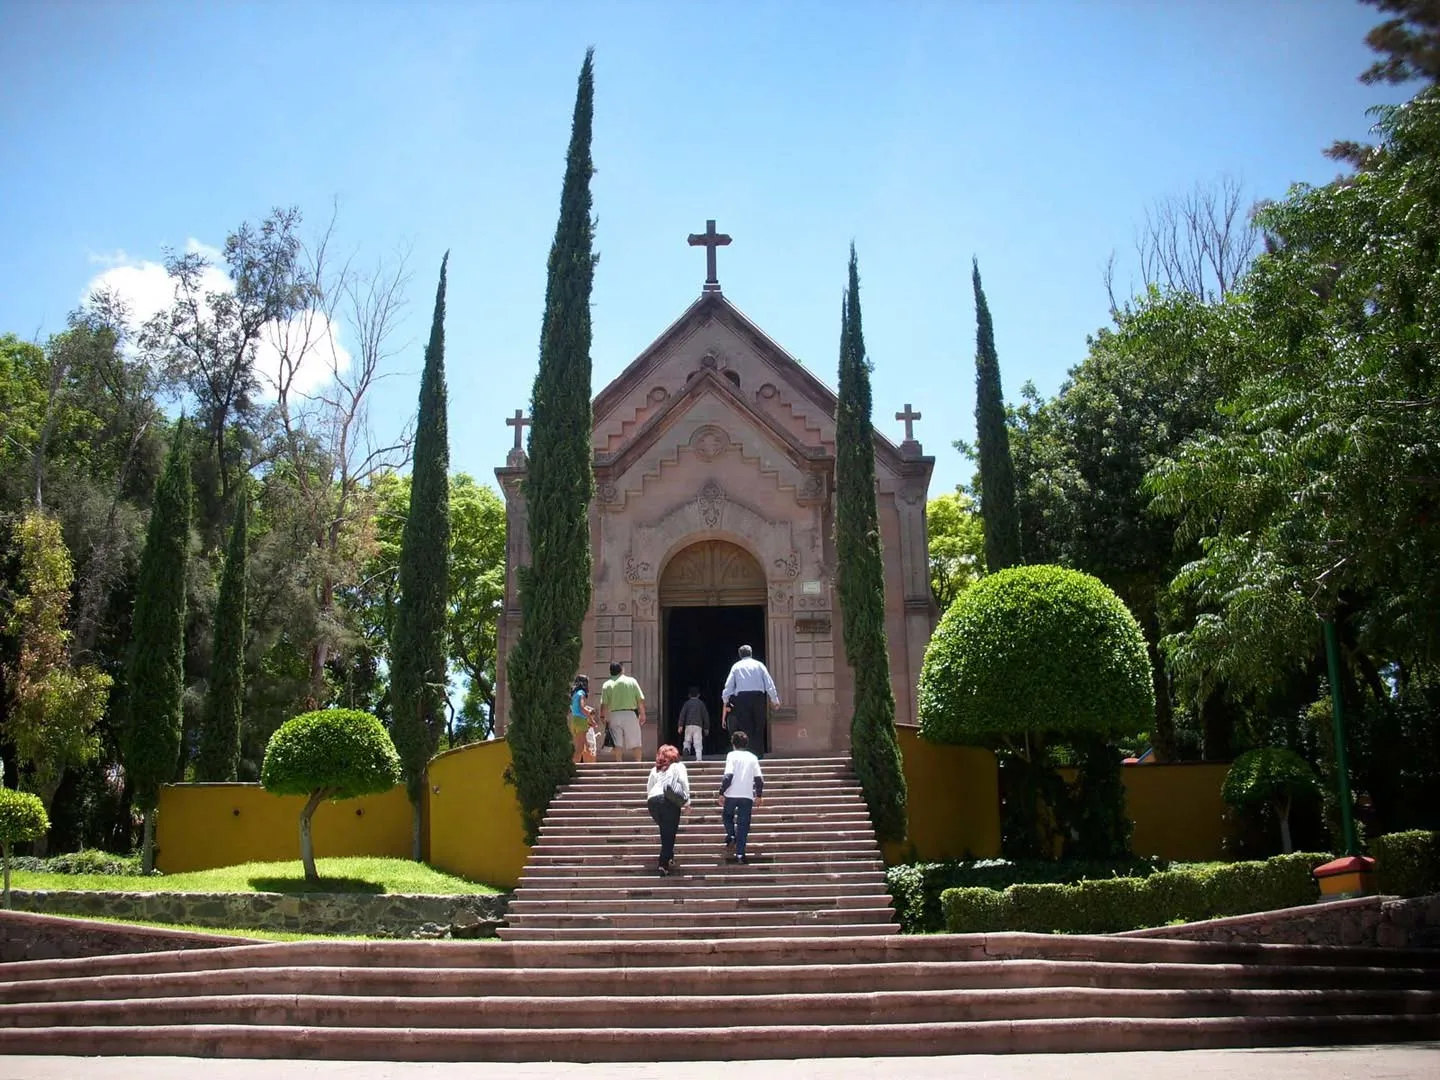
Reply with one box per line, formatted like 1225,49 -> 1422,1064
0,0 -> 1408,498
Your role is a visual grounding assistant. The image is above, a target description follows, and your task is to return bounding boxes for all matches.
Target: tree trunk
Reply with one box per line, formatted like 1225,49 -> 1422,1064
412,795 -> 423,862
1149,643 -> 1176,761
141,809 -> 157,875
1277,796 -> 1294,854
29,773 -> 64,858
3,840 -> 11,909
300,789 -> 327,883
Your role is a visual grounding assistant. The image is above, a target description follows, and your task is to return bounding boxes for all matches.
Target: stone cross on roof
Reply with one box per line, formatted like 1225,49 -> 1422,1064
895,403 -> 922,443
687,219 -> 731,293
505,409 -> 531,466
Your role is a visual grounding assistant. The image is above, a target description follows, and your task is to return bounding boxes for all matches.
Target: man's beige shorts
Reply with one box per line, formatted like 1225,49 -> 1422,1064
607,710 -> 642,751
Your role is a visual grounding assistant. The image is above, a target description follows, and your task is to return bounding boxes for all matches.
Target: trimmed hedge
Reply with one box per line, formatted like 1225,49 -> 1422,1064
1373,830 -> 1440,897
940,851 -> 1331,934
917,565 -> 1153,744
886,857 -> 1166,934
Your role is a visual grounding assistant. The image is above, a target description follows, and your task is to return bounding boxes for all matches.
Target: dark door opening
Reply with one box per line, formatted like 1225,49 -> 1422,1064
663,605 -> 766,757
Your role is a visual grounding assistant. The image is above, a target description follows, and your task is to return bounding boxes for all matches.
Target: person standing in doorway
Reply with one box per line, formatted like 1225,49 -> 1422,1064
599,660 -> 647,763
677,686 -> 710,762
718,730 -> 764,863
722,644 -> 779,757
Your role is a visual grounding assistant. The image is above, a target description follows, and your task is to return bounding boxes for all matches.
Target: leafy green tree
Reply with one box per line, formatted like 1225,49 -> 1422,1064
1222,747 -> 1321,854
0,788 -> 49,907
1149,89 -> 1440,724
506,50 -> 597,842
122,422 -> 192,873
918,565 -> 1153,858
834,246 -> 907,843
926,490 -> 985,613
3,512 -> 112,831
971,260 -> 1022,572
259,708 -> 401,883
197,490 -> 248,781
390,256 -> 451,857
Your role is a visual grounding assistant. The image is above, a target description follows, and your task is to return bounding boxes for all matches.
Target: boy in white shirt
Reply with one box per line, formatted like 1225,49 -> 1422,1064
718,730 -> 764,864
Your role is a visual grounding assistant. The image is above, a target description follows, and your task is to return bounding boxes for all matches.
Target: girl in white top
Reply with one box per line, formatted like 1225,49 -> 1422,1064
646,744 -> 690,876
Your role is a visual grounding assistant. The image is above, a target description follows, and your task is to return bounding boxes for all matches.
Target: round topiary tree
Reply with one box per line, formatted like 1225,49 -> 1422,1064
260,709 -> 402,883
917,564 -> 1154,859
0,788 -> 50,907
1222,747 -> 1320,854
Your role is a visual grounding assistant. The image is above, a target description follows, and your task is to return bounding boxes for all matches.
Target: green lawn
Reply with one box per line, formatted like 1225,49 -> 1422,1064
67,914 -> 377,942
8,856 -> 499,896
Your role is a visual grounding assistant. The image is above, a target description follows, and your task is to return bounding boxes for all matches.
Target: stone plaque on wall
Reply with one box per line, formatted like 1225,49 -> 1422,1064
795,615 -> 831,635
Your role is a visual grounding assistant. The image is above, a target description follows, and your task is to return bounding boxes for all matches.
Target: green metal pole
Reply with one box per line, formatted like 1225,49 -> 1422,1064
1322,617 -> 1359,856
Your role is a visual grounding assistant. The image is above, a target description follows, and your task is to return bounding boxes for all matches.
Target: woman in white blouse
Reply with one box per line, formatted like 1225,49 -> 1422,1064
646,744 -> 690,876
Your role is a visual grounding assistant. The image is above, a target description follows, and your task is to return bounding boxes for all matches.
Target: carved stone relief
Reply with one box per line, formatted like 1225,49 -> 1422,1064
773,550 -> 800,579
624,554 -> 653,584
689,424 -> 729,462
696,480 -> 726,528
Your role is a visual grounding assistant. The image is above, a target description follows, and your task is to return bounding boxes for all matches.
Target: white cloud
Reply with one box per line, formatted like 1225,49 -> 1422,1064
82,240 -> 349,400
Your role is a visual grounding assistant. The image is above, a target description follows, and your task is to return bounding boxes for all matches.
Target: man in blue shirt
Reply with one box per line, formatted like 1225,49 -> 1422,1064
721,644 -> 778,757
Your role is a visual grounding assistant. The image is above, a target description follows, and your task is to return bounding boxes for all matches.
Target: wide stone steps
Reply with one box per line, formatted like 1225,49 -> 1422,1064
500,758 -> 896,940
0,934 -> 1437,1060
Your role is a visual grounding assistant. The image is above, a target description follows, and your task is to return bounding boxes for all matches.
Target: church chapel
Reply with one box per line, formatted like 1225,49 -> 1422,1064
493,223 -> 937,757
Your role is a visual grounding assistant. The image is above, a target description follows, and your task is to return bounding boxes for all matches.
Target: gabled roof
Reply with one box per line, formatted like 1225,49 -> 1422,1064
592,290 -> 916,473
595,365 -> 826,482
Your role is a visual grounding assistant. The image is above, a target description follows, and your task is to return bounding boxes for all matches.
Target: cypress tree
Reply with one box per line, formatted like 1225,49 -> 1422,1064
390,253 -> 452,858
123,420 -> 192,873
973,259 -> 1023,571
835,245 -> 907,843
507,50 -> 597,842
196,488 -> 247,782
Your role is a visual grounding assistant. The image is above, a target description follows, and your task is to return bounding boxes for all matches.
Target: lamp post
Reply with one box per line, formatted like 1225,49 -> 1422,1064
1312,615 -> 1374,897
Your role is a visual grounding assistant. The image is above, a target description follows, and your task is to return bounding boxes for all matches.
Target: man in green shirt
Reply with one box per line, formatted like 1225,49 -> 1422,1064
599,660 -> 647,761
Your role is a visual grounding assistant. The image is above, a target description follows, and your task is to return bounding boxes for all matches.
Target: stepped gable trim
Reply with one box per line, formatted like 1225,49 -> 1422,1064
592,291 -> 914,475
595,366 -> 826,484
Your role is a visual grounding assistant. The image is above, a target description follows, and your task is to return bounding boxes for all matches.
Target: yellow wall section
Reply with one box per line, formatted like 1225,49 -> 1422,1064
426,739 -> 531,889
1123,762 -> 1231,862
155,783 -> 411,873
884,726 -> 1002,863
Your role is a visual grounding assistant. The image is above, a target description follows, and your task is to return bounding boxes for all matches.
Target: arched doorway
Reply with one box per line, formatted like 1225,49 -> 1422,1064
659,539 -> 767,756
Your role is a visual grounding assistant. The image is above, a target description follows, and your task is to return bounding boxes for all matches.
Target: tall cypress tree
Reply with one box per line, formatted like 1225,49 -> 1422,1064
196,488 -> 247,782
507,50 -> 597,842
835,245 -> 907,843
123,420 -> 192,873
973,259 -> 1023,571
390,253 -> 451,858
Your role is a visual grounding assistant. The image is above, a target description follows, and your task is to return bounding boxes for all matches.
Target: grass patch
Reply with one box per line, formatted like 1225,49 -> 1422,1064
64,914 -> 377,942
8,856 -> 498,896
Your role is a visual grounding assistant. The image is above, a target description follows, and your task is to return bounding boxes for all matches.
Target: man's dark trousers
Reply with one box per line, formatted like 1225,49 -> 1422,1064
729,690 -> 768,755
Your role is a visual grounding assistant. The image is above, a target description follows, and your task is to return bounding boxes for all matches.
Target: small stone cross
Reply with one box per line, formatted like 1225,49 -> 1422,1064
687,219 -> 732,292
506,409 -> 531,452
895,403 -> 922,442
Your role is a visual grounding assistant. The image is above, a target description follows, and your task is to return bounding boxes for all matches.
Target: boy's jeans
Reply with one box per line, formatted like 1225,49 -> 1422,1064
723,797 -> 754,857
683,725 -> 704,761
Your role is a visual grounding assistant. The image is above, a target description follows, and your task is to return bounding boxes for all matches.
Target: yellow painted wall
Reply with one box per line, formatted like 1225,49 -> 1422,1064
1123,761 -> 1231,862
155,783 -> 411,873
426,739 -> 531,889
884,725 -> 1002,864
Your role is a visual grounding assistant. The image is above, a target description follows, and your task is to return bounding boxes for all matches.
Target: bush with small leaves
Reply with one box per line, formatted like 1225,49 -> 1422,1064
0,788 -> 50,907
1222,747 -> 1321,854
260,709 -> 401,883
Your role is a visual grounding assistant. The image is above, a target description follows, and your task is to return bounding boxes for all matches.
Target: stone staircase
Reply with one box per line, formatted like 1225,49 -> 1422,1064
0,933 -> 1437,1059
501,755 -> 898,941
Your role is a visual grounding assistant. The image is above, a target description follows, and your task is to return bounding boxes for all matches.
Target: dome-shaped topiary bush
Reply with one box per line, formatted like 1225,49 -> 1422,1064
918,564 -> 1154,744
0,787 -> 50,907
261,708 -> 402,882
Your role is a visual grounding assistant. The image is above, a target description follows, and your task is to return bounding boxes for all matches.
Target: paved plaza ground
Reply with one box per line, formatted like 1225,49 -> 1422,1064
2,1046 -> 1438,1080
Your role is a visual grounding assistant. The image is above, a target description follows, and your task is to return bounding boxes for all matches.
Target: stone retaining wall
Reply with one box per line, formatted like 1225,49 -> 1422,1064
1118,893 -> 1440,949
6,890 -> 510,939
0,909 -> 256,963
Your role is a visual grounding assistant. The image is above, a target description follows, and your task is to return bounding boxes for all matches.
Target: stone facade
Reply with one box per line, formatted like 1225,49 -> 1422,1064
7,890 -> 510,940
495,290 -> 936,755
